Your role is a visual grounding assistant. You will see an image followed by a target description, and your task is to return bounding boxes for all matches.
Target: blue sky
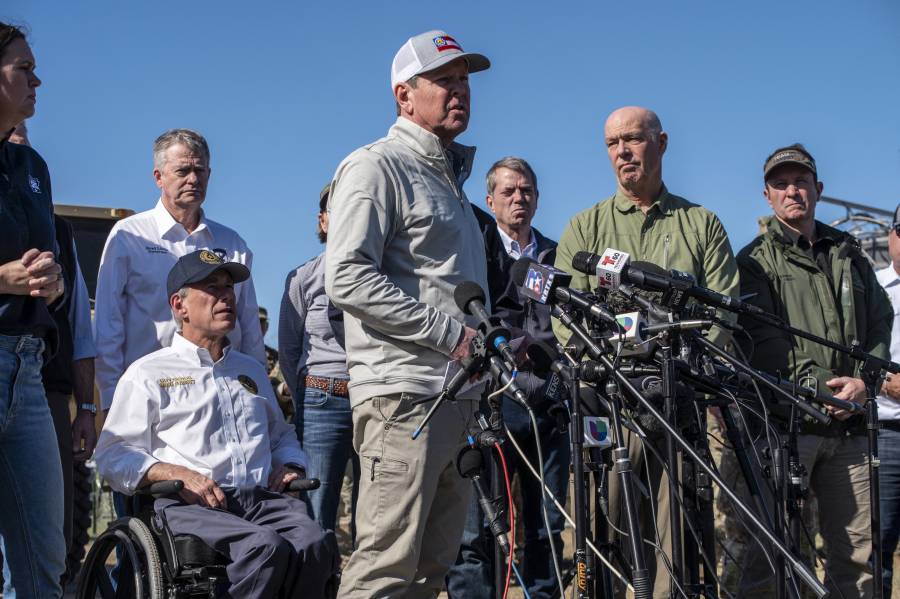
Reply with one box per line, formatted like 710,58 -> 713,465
5,1 -> 899,347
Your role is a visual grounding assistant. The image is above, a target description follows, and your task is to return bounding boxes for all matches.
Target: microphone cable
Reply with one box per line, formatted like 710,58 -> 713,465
493,442 -> 516,599
502,413 -> 635,593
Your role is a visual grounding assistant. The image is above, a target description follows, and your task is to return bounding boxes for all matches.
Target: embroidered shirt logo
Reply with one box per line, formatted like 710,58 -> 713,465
146,245 -> 169,254
28,175 -> 41,194
158,376 -> 196,388
238,374 -> 258,394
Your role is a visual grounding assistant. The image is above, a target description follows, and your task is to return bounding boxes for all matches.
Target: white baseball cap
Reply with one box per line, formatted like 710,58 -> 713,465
391,30 -> 490,89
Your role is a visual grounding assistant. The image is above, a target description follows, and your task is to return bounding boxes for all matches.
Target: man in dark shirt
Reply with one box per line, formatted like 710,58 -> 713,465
736,144 -> 891,598
447,157 -> 568,599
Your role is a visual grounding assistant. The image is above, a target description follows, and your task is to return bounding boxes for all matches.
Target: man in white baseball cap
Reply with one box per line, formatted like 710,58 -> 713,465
325,29 -> 491,598
390,29 -> 489,89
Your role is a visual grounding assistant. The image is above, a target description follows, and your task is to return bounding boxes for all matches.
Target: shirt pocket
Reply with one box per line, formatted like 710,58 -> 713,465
237,390 -> 270,446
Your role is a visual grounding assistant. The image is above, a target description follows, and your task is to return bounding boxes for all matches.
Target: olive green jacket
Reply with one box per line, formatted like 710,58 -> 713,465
737,216 -> 892,431
553,186 -> 740,344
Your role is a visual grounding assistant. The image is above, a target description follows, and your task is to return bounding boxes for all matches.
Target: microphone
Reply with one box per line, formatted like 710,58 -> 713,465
572,249 -> 764,315
411,337 -> 487,440
457,447 -> 511,556
454,281 -> 518,369
510,257 -> 621,330
524,341 -> 570,431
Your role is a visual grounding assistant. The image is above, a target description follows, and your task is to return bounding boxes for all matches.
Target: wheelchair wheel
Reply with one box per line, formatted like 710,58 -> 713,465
77,517 -> 163,599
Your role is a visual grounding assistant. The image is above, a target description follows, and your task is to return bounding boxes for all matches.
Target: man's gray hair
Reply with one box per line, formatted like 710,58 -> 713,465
172,287 -> 190,329
153,129 -> 210,170
394,75 -> 419,117
486,156 -> 539,196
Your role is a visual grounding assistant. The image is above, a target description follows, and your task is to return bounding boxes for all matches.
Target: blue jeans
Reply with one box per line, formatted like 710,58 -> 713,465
0,335 -> 65,598
294,383 -> 360,535
446,404 -> 570,599
880,426 -> 900,596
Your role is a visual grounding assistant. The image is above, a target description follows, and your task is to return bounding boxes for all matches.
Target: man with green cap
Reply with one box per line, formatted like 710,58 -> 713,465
735,143 -> 892,598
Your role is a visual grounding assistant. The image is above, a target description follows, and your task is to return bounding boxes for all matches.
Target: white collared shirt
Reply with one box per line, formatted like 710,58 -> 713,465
496,225 -> 537,260
94,333 -> 307,494
877,264 -> 900,422
93,200 -> 265,410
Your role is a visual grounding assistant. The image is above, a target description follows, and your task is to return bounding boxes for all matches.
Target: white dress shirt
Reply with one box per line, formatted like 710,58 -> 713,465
496,225 -> 537,260
93,200 -> 265,409
877,264 -> 900,422
95,333 -> 307,495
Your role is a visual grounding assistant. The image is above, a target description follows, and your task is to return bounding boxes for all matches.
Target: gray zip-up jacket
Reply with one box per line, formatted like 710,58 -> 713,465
324,118 -> 489,406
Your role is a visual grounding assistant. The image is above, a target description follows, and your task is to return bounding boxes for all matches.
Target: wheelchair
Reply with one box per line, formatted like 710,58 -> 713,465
77,478 -> 323,599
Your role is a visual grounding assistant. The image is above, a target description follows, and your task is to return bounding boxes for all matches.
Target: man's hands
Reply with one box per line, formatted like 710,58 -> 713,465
177,466 -> 227,508
268,464 -> 306,493
71,410 -> 97,462
825,376 -> 868,421
143,463 -> 226,509
0,249 -> 64,303
450,326 -> 478,361
883,373 -> 900,401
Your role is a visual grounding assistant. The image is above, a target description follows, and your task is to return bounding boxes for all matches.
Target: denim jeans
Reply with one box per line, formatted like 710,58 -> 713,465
294,382 -> 360,534
880,426 -> 900,596
0,335 -> 65,598
446,403 -> 570,599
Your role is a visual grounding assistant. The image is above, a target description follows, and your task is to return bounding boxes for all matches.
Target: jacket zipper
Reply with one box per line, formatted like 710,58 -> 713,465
440,152 -> 463,202
663,234 -> 671,269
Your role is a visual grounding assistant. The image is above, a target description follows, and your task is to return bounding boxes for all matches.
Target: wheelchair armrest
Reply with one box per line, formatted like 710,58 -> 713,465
287,478 -> 320,492
136,480 -> 185,498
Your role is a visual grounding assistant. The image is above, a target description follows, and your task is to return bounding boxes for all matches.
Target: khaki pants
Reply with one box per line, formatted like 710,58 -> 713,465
606,428 -> 673,599
737,434 -> 872,599
337,393 -> 476,599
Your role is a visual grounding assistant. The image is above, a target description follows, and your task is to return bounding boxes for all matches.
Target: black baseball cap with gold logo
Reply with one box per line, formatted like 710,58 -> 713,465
763,143 -> 817,181
166,249 -> 250,298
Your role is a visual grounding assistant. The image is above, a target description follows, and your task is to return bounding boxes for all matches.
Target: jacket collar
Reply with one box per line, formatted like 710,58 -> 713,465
759,215 -> 848,250
612,183 -> 672,215
389,117 -> 476,187
171,332 -> 232,367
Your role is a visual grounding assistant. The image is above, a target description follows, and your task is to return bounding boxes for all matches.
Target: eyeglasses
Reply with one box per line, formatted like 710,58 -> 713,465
894,224 -> 900,237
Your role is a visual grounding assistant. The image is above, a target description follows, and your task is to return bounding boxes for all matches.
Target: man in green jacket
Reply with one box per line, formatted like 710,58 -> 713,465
554,106 -> 740,599
736,143 -> 892,598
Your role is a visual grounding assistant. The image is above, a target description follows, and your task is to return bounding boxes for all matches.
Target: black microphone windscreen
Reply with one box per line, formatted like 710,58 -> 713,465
456,446 -> 484,478
526,341 -> 558,377
571,251 -> 597,275
454,281 -> 487,315
510,256 -> 535,287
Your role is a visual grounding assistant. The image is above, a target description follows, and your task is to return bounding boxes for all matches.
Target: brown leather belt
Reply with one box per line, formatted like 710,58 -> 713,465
304,375 -> 350,398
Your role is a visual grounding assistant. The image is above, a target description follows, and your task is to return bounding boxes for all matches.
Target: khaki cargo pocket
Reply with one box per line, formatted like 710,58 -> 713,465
362,453 -> 411,551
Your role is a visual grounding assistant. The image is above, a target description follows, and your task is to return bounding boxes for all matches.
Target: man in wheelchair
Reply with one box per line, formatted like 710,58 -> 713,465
94,250 -> 338,598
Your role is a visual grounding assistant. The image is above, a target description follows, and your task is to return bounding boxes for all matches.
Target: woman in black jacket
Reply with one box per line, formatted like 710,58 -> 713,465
0,21 -> 68,598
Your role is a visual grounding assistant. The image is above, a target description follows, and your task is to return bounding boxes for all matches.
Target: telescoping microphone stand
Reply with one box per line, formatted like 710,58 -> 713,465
553,301 -> 829,599
410,332 -> 515,599
734,309 -> 900,599
554,303 -> 652,599
614,284 -> 719,597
